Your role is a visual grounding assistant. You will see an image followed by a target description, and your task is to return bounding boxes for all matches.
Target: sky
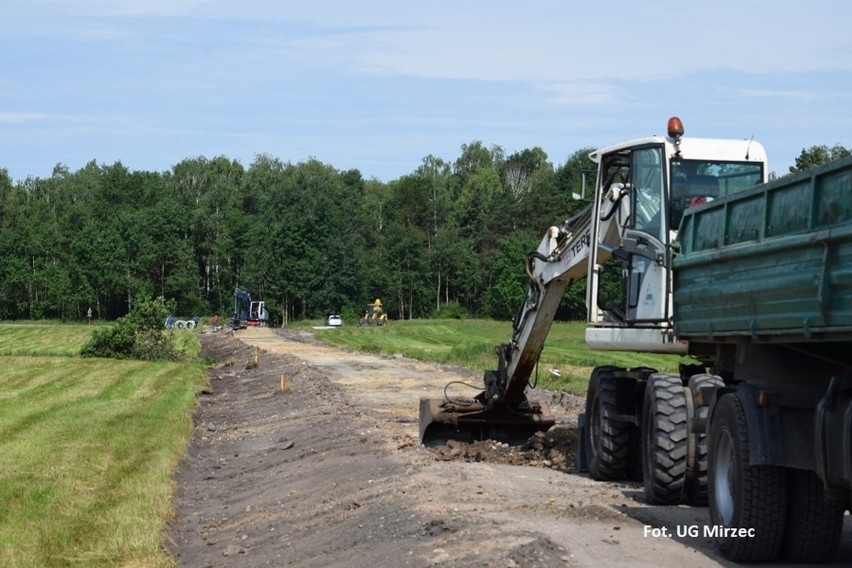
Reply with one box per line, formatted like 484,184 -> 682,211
2,0 -> 851,183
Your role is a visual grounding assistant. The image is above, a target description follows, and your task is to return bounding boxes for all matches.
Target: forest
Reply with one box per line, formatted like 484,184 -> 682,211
0,142 -> 603,324
1,142 -> 845,324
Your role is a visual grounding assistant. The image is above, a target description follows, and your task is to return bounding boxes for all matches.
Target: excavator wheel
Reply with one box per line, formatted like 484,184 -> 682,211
684,373 -> 724,505
642,373 -> 688,505
585,366 -> 630,480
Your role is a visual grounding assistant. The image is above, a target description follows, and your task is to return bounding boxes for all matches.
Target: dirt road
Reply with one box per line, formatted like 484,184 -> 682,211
167,327 -> 852,567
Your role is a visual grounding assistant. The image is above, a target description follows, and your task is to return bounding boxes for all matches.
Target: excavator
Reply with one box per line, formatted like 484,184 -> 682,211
230,288 -> 268,329
420,116 -> 767,446
420,115 -> 768,497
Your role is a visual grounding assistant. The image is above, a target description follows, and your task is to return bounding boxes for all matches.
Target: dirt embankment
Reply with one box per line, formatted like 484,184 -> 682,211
166,327 -> 852,567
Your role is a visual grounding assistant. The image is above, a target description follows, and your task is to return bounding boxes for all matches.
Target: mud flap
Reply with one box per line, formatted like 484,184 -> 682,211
815,374 -> 852,499
418,397 -> 556,446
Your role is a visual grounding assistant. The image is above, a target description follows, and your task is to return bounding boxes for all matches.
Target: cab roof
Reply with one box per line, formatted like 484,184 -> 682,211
590,135 -> 768,166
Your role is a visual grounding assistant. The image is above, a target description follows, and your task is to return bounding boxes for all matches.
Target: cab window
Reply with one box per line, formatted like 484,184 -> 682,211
631,146 -> 665,241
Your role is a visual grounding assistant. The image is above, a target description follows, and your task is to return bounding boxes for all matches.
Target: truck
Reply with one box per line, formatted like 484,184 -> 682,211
419,117 -> 852,563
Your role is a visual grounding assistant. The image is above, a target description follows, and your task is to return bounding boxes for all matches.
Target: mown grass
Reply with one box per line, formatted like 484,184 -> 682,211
311,318 -> 689,393
0,324 -> 207,567
0,322 -> 96,357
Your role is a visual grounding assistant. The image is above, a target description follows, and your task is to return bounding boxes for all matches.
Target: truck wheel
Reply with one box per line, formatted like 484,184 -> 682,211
781,469 -> 844,563
708,394 -> 787,562
685,373 -> 723,505
585,366 -> 630,480
642,373 -> 688,504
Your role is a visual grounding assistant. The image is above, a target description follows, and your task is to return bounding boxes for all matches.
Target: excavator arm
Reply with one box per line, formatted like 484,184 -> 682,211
231,288 -> 252,329
419,183 -> 629,444
489,207 -> 598,406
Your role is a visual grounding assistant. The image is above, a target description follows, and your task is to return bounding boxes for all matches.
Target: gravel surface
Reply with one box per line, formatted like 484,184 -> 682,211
165,327 -> 852,567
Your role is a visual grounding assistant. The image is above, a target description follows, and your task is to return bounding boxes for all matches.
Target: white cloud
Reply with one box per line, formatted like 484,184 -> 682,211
9,0 -> 212,18
539,83 -> 621,106
734,88 -> 822,100
10,1 -> 852,83
0,112 -> 51,123
229,1 -> 852,83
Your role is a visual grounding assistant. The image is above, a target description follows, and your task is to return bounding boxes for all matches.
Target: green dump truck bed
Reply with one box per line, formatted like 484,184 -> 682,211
673,155 -> 852,341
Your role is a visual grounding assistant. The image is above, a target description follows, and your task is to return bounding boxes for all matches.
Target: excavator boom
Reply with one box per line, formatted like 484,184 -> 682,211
419,201 -> 605,444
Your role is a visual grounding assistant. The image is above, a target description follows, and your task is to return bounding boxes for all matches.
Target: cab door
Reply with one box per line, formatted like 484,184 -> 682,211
623,146 -> 669,323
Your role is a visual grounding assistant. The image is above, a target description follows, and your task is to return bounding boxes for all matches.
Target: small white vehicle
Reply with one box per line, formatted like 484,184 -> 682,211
325,315 -> 343,327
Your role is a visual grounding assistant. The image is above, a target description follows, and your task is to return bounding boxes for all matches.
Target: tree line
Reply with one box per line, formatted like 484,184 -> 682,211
0,143 -> 600,324
1,142 -> 844,324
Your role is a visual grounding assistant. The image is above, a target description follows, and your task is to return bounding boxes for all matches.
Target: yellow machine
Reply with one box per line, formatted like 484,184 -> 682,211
357,298 -> 387,326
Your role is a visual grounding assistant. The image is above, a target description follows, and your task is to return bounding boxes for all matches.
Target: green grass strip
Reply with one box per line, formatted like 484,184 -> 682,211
0,325 -> 207,567
313,319 -> 686,393
0,323 -> 94,357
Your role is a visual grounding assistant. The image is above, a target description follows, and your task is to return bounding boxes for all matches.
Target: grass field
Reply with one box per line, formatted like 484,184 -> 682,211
0,323 -> 206,567
311,318 -> 689,393
0,322 -> 95,357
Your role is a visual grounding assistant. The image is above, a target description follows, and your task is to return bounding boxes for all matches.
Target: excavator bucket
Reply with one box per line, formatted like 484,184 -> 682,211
418,396 -> 556,446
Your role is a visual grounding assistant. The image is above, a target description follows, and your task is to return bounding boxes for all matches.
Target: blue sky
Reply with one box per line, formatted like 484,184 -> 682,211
2,0 -> 851,183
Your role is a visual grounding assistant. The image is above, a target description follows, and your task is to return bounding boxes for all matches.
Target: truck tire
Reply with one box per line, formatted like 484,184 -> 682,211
781,469 -> 844,563
685,373 -> 723,506
642,373 -> 688,505
585,366 -> 630,481
708,394 -> 787,562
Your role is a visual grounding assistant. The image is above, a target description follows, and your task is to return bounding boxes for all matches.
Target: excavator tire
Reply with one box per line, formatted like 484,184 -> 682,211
685,373 -> 723,505
642,373 -> 688,505
585,366 -> 630,480
626,425 -> 643,481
